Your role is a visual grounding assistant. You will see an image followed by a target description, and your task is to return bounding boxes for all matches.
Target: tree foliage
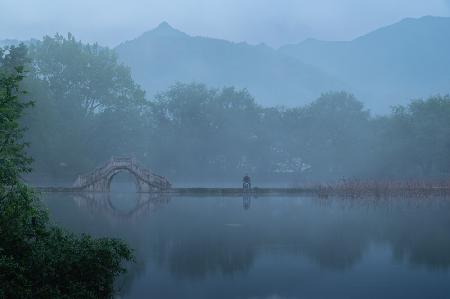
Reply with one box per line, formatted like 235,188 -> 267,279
23,34 -> 147,176
11,34 -> 450,183
0,44 -> 133,299
143,87 -> 450,181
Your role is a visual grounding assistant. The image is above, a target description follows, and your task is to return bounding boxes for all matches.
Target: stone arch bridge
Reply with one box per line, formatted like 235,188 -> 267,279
73,157 -> 171,193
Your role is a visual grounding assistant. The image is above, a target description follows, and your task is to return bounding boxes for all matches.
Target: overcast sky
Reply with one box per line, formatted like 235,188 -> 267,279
1,0 -> 449,47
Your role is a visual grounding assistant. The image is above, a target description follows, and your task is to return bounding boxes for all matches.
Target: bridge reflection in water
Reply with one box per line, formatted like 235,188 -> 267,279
73,192 -> 171,220
73,193 -> 253,220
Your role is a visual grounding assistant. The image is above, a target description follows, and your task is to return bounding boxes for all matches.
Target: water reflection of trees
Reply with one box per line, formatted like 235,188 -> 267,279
147,196 -> 450,280
315,197 -> 450,270
57,195 -> 450,282
156,238 -> 255,279
380,202 -> 450,270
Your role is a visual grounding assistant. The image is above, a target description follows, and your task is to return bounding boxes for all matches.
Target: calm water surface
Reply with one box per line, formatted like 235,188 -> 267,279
42,190 -> 450,299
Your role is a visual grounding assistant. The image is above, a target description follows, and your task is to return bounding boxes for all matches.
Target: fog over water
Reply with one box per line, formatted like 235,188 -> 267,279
42,179 -> 450,298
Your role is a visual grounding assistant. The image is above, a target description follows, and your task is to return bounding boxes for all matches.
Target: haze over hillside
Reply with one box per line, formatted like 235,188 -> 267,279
115,22 -> 345,107
280,16 -> 450,111
116,16 -> 450,112
2,16 -> 449,112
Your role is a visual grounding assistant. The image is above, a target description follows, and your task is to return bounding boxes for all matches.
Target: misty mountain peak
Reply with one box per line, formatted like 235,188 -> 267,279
157,21 -> 174,30
146,21 -> 187,38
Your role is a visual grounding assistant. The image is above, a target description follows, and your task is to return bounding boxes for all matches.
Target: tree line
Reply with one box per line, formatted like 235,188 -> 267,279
16,34 -> 450,184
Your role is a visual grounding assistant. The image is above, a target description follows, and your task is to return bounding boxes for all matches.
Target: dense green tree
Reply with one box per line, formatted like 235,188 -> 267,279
146,83 -> 263,178
0,44 -> 133,299
23,34 -> 147,176
0,45 -> 32,186
296,92 -> 372,179
374,96 -> 450,177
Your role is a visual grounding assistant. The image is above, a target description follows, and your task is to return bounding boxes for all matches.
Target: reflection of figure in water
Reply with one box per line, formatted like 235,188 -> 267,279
243,195 -> 251,210
242,174 -> 251,191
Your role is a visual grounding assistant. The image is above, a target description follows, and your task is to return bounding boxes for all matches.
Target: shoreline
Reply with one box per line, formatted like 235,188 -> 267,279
34,186 -> 450,197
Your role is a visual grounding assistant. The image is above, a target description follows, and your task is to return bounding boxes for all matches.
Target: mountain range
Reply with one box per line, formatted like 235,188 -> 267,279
280,16 -> 450,111
115,16 -> 450,112
2,16 -> 449,113
114,22 -> 344,108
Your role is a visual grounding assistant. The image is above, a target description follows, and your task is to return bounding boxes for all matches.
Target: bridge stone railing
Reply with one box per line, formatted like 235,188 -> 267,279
73,157 -> 171,192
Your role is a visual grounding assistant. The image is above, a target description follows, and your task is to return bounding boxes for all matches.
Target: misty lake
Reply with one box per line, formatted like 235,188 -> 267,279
41,186 -> 450,299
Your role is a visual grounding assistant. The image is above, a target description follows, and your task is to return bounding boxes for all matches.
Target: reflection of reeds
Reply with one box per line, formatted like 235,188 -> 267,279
314,179 -> 450,199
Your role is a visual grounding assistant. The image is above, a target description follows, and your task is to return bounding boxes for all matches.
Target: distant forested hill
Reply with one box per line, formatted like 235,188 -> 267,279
280,16 -> 450,112
114,22 -> 345,107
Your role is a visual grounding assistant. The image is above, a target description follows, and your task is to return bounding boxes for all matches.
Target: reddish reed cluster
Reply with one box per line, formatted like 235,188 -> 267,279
314,179 -> 450,199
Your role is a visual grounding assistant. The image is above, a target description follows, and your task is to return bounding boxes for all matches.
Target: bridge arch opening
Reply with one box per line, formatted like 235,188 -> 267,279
108,170 -> 140,193
73,157 -> 171,193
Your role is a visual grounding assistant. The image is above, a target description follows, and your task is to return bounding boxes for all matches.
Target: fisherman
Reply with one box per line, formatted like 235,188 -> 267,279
242,174 -> 251,190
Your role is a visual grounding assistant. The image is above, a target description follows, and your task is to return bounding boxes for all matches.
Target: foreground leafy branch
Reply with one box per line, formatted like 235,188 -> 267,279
0,44 -> 133,299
